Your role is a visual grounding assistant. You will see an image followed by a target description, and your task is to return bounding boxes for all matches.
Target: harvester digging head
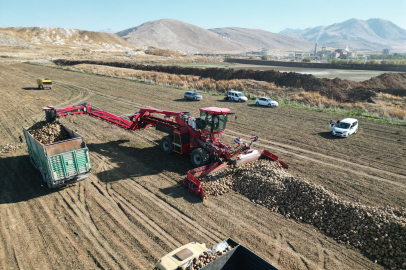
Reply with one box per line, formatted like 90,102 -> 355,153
184,133 -> 289,200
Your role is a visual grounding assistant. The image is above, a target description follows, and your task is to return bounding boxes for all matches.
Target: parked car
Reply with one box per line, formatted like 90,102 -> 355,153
255,97 -> 278,107
329,118 -> 358,137
225,91 -> 248,102
184,91 -> 202,101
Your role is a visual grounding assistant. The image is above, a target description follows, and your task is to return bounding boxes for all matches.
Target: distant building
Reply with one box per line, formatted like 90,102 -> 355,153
330,52 -> 340,58
382,49 -> 390,55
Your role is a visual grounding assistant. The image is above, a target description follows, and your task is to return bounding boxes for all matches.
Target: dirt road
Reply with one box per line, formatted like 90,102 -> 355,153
2,63 -> 404,269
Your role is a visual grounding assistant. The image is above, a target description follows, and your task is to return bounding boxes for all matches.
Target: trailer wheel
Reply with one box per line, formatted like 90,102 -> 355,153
161,135 -> 173,154
46,174 -> 54,189
191,148 -> 209,167
39,168 -> 47,182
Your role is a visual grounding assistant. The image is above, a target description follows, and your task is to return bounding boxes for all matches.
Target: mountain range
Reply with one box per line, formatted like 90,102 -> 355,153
116,19 -> 314,53
1,18 -> 405,53
0,27 -> 134,50
279,18 -> 406,50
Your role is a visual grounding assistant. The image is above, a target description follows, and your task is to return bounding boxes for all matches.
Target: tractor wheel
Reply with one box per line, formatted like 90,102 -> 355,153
191,148 -> 209,167
161,135 -> 173,154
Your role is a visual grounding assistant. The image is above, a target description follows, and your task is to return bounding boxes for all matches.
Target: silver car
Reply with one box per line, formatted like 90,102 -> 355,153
184,91 -> 202,101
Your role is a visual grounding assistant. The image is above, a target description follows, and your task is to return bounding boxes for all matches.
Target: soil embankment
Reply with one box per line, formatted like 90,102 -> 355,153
54,59 -> 406,103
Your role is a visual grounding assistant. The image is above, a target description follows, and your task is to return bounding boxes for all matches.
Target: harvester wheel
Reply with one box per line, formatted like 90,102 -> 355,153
161,135 -> 173,154
191,148 -> 209,167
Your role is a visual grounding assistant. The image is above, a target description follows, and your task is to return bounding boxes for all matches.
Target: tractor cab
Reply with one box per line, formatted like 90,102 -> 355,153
196,107 -> 231,134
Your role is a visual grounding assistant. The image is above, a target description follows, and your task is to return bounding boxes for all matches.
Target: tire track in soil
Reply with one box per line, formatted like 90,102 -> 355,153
5,66 -> 92,121
106,185 -> 182,249
89,150 -> 223,245
82,133 -> 224,245
7,201 -> 53,270
223,107 -> 406,171
86,153 -> 177,268
56,189 -> 129,269
0,158 -> 59,270
226,116 -> 406,176
85,181 -> 165,261
56,182 -> 143,269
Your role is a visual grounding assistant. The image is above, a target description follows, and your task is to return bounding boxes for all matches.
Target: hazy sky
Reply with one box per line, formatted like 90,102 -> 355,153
1,0 -> 405,32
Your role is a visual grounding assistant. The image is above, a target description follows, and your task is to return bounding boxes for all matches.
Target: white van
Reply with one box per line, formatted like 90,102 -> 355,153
226,91 -> 248,102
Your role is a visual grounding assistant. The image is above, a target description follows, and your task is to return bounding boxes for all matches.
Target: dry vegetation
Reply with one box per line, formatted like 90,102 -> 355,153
145,48 -> 183,57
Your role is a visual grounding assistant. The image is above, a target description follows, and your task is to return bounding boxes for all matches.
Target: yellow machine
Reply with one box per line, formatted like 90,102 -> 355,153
37,78 -> 53,89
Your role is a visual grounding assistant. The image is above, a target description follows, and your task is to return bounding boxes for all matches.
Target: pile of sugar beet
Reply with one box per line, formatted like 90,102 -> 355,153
200,160 -> 406,269
29,122 -> 70,145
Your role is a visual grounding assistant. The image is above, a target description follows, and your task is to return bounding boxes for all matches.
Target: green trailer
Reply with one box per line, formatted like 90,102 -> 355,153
23,124 -> 92,188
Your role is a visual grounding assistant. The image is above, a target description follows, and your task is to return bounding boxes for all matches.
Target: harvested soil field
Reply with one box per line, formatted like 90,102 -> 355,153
54,59 -> 406,102
1,62 -> 406,270
28,121 -> 70,144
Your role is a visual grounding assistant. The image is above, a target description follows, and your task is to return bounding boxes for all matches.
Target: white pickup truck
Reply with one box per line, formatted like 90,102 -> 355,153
329,118 -> 358,137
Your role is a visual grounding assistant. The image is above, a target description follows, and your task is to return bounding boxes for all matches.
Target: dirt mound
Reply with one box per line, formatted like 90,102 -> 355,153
54,59 -> 406,103
366,73 -> 406,92
28,121 -> 70,145
201,160 -> 406,269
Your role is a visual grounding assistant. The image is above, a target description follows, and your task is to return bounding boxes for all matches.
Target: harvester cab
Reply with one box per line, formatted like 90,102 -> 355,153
194,107 -> 231,134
